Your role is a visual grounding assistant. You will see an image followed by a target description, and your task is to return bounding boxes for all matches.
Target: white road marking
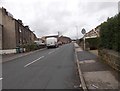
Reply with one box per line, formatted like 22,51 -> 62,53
48,48 -> 60,55
24,56 -> 44,67
48,52 -> 51,54
48,51 -> 55,54
0,78 -> 3,80
48,51 -> 52,54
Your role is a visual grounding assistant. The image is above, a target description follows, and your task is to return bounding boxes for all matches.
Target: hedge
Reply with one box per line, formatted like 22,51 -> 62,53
78,38 -> 99,50
99,13 -> 120,52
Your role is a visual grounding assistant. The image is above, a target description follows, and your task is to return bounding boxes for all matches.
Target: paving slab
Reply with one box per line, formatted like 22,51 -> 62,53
83,71 -> 119,89
75,43 -> 120,90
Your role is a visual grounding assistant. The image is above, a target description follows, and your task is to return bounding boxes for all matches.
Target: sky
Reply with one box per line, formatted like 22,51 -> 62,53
0,0 -> 119,39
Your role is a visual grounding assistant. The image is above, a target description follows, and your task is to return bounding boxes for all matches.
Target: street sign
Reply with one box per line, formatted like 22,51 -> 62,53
81,28 -> 86,34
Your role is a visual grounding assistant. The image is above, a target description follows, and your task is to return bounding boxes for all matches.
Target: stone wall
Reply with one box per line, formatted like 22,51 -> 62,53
98,49 -> 120,71
0,49 -> 16,54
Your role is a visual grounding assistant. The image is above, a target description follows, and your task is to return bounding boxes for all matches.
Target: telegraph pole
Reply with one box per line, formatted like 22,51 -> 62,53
76,26 -> 78,39
58,31 -> 60,37
75,26 -> 79,44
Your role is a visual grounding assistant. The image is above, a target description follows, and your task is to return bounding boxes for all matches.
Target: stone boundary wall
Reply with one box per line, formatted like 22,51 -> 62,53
0,49 -> 16,54
98,49 -> 120,71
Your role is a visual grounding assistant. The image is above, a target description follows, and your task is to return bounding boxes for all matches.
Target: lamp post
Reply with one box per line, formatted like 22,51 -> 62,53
81,28 -> 86,50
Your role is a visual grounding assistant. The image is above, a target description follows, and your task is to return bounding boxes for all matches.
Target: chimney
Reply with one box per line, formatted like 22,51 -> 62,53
2,7 -> 7,15
25,26 -> 29,30
18,19 -> 23,24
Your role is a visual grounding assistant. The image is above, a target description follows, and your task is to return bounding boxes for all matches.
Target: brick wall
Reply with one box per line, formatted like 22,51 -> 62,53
98,49 -> 120,71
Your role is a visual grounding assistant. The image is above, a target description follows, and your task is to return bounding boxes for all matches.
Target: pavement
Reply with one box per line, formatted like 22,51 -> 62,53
74,43 -> 120,91
2,48 -> 46,63
2,43 -> 81,89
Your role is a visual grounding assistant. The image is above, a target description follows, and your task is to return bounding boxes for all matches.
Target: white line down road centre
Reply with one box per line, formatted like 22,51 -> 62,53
24,56 -> 44,67
0,78 -> 3,81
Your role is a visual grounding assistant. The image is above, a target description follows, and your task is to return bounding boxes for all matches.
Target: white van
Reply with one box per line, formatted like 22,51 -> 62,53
46,37 -> 58,48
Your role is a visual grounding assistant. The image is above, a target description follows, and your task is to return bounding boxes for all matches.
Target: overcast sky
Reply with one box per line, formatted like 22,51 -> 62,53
0,0 -> 119,39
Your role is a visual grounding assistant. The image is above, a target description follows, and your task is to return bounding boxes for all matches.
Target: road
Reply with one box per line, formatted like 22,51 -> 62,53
2,43 -> 80,89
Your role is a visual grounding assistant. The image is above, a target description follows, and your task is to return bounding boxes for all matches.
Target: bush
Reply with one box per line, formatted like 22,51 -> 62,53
23,43 -> 38,52
85,38 -> 99,50
78,38 -> 99,50
99,13 -> 120,52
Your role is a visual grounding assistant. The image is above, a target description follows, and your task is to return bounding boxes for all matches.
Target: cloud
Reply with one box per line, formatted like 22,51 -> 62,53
0,0 -> 118,39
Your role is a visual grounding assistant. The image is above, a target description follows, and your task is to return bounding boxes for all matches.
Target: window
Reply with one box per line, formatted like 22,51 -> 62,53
19,28 -> 22,33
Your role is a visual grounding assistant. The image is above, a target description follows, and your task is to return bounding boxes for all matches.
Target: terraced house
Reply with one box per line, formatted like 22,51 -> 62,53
0,7 -> 37,54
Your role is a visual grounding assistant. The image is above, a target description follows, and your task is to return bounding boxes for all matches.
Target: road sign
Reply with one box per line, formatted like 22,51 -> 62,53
81,28 -> 86,50
81,28 -> 86,34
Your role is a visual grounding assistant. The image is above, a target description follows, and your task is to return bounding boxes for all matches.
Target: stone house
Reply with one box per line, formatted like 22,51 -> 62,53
85,26 -> 100,39
58,36 -> 71,44
0,7 -> 37,54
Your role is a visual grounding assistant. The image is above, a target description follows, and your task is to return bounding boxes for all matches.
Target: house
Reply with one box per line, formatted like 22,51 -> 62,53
15,21 -> 37,47
58,36 -> 71,44
0,7 -> 37,54
85,26 -> 100,39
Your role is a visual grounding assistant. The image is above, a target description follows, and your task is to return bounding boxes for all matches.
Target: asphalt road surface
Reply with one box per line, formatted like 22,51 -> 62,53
2,43 -> 80,89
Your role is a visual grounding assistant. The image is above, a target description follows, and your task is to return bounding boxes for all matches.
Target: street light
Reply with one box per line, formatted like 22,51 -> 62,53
81,28 -> 86,50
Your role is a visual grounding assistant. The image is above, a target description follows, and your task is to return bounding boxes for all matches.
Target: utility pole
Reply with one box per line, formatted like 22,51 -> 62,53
75,26 -> 79,44
58,31 -> 60,41
58,31 -> 60,37
76,26 -> 78,39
